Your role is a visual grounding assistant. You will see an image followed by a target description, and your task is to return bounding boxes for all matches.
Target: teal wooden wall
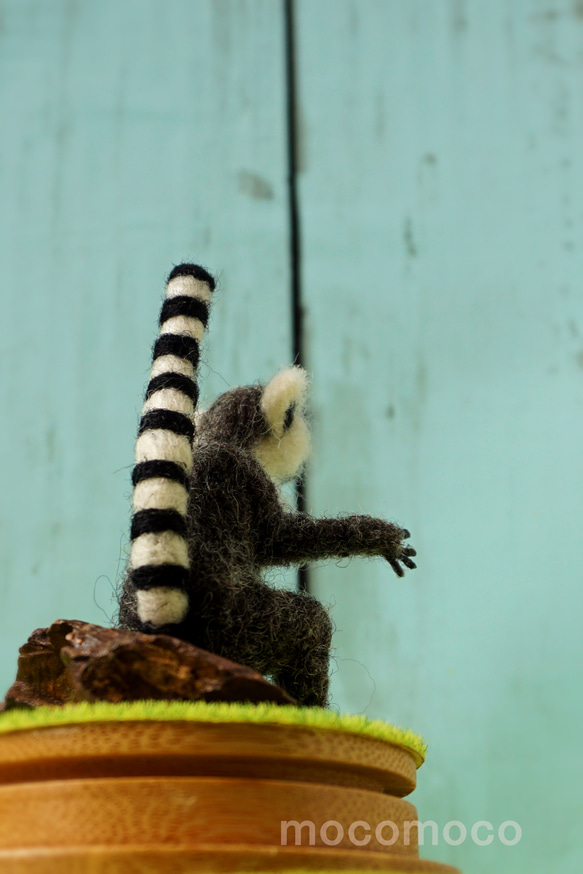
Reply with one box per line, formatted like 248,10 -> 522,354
1,2 -> 581,872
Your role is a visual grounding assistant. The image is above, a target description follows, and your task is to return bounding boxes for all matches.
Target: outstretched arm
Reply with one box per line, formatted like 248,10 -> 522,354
260,512 -> 417,577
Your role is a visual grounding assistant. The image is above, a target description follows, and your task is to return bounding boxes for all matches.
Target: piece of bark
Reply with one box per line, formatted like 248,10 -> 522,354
3,620 -> 295,710
3,627 -> 77,709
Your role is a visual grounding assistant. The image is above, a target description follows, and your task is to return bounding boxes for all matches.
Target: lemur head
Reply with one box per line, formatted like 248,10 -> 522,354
198,366 -> 311,483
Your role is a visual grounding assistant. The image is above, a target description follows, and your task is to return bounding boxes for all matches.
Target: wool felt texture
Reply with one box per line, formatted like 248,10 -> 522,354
127,264 -> 213,610
119,264 -> 417,708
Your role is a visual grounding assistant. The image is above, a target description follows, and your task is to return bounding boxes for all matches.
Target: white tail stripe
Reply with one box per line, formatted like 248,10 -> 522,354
150,355 -> 195,380
160,314 -> 206,342
135,430 -> 193,472
129,266 -> 213,624
142,388 -> 195,418
130,531 -> 189,569
166,275 -> 213,302
136,588 -> 189,625
133,479 -> 189,515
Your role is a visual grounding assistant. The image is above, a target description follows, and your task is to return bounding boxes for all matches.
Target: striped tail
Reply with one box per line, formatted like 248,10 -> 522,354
129,264 -> 215,627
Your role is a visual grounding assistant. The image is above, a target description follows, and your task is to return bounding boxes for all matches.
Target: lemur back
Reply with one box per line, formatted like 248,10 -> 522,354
118,264 -> 417,707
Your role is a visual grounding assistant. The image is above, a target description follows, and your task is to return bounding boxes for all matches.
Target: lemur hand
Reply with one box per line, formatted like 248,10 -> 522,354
384,529 -> 417,578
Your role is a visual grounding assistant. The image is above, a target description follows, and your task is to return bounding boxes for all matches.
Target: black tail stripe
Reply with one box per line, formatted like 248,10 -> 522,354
145,372 -> 199,403
159,296 -> 209,328
131,564 -> 191,591
131,508 -> 187,540
138,409 -> 195,441
132,460 -> 190,489
153,334 -> 200,368
167,263 -> 216,290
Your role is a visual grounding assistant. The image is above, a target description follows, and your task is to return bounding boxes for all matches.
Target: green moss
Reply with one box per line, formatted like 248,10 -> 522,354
0,700 -> 426,764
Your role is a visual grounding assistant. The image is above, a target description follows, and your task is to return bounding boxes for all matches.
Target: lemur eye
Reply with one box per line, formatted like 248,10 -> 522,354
283,403 -> 296,432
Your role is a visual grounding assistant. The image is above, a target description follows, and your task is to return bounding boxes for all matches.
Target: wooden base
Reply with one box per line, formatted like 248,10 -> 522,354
0,718 -> 461,873
0,846 -> 462,874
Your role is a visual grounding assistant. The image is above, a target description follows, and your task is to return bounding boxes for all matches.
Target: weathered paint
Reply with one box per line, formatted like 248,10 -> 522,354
0,0 -> 294,692
296,2 -> 583,872
0,2 -> 581,872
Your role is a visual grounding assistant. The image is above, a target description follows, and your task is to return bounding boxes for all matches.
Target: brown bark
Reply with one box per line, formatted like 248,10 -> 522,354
3,620 -> 295,710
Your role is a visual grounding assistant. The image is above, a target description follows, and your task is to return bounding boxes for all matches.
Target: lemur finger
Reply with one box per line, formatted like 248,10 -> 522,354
403,546 -> 417,557
388,558 -> 405,577
401,556 -> 417,570
401,529 -> 411,539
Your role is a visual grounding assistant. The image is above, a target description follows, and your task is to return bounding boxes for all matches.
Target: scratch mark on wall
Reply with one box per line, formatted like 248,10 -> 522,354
403,217 -> 418,258
451,0 -> 468,35
238,170 -> 274,200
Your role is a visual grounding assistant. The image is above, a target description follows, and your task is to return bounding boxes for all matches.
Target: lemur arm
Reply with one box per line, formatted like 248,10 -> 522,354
260,512 -> 417,578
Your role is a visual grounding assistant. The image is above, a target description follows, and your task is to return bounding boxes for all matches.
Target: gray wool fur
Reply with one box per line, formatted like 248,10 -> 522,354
118,266 -> 416,708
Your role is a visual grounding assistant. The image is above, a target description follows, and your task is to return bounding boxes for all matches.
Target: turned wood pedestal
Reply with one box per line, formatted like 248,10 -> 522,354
0,718 -> 461,873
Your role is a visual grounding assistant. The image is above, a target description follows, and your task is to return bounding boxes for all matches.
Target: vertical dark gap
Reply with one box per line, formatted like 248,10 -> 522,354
284,0 -> 310,594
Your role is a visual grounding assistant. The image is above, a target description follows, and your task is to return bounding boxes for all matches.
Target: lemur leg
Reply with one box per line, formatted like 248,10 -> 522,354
265,513 -> 417,577
195,581 -> 333,708
266,589 -> 333,708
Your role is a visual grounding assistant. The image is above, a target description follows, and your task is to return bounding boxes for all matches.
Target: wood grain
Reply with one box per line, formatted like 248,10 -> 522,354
0,719 -> 417,795
0,776 -> 418,853
0,846 -> 462,874
0,719 -> 460,872
294,5 -> 582,870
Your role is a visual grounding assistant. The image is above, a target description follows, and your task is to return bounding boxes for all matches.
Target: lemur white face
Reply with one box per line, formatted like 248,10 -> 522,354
255,367 -> 311,483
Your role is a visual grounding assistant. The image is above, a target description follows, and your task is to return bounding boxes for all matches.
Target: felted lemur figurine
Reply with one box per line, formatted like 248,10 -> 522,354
117,264 -> 417,707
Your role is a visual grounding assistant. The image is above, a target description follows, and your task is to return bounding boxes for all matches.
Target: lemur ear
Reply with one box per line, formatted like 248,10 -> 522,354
261,366 -> 309,437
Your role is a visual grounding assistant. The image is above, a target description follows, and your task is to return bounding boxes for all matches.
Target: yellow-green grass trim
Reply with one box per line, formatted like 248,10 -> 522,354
0,700 -> 426,764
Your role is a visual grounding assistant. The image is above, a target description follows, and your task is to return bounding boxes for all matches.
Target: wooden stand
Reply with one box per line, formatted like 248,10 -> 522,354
0,717 -> 461,873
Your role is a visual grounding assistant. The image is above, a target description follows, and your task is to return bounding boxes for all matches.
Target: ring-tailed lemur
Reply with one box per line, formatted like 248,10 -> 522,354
118,264 -> 417,707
